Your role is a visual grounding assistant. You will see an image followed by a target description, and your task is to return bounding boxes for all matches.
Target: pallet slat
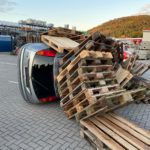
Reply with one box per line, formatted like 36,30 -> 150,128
80,119 -> 125,150
89,118 -> 138,150
109,113 -> 150,139
105,115 -> 150,145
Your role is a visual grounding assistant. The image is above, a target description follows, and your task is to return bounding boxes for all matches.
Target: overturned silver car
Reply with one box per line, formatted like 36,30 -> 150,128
18,43 -> 62,103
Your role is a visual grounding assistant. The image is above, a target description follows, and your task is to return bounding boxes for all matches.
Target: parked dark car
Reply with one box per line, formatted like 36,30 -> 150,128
18,43 -> 63,103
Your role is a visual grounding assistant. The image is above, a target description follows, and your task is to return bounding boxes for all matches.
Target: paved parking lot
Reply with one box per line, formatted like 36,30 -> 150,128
0,54 -> 150,150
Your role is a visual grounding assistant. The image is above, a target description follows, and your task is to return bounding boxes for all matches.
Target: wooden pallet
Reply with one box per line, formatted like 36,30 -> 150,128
58,66 -> 114,87
61,88 -> 126,113
75,92 -> 133,121
58,69 -> 114,93
41,35 -> 79,53
57,70 -> 114,92
59,57 -> 113,73
60,51 -> 113,71
59,32 -> 110,68
80,113 -> 150,150
66,97 -> 107,119
44,27 -> 85,43
60,83 -> 121,106
60,79 -> 118,98
62,89 -> 126,111
59,34 -> 96,66
57,50 -> 113,82
65,91 -> 132,119
132,63 -> 150,76
115,65 -> 133,88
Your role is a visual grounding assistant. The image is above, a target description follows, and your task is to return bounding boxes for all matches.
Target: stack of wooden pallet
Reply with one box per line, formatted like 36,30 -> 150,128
58,51 -> 131,120
41,27 -> 86,43
56,41 -> 135,121
122,56 -> 150,103
56,32 -> 150,121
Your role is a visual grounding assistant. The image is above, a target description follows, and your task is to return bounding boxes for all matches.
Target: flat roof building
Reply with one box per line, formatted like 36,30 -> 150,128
143,28 -> 150,41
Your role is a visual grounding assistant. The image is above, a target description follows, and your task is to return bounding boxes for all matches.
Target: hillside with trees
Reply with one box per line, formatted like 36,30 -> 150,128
89,15 -> 150,38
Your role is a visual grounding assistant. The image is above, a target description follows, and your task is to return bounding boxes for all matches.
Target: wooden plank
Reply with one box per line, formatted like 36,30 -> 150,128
90,118 -> 138,150
96,117 -> 150,150
109,113 -> 150,139
105,114 -> 150,145
56,68 -> 67,83
41,35 -> 79,53
80,120 -> 125,150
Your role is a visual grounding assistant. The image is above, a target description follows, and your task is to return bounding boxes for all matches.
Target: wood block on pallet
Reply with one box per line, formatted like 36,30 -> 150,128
41,35 -> 79,53
80,113 -> 150,150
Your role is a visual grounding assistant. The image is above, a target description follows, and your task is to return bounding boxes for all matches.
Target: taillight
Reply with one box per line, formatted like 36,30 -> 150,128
39,96 -> 57,102
36,50 -> 56,57
124,51 -> 127,60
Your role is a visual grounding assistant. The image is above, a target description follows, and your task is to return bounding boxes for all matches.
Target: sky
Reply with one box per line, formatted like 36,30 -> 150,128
0,0 -> 150,30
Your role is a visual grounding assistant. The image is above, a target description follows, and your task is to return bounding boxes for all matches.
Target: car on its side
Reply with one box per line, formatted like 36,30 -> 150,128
18,43 -> 63,103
